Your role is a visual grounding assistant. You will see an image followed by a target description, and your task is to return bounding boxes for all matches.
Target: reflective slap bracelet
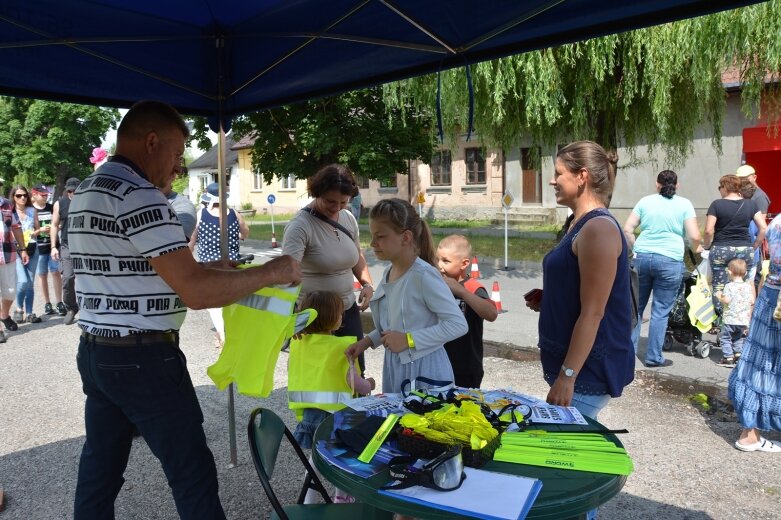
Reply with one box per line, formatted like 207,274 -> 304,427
494,445 -> 634,475
358,413 -> 400,463
500,435 -> 627,454
502,431 -> 625,449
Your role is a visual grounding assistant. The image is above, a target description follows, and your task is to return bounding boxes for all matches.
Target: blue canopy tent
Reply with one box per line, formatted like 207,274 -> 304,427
0,0 -> 764,464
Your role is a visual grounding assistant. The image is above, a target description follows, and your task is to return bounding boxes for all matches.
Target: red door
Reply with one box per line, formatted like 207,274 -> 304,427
743,126 -> 781,217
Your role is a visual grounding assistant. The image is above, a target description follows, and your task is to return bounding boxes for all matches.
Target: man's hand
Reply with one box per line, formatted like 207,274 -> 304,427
262,255 -> 302,286
51,247 -> 59,261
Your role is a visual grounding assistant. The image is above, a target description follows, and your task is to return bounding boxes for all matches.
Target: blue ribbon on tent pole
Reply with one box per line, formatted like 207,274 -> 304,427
435,64 -> 475,144
465,63 -> 474,141
436,69 -> 444,144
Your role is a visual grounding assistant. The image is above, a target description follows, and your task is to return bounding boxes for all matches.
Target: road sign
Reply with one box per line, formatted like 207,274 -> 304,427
267,193 -> 276,204
417,191 -> 426,204
502,191 -> 514,209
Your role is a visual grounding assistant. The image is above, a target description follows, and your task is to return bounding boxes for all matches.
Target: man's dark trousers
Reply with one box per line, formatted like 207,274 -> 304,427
74,334 -> 226,519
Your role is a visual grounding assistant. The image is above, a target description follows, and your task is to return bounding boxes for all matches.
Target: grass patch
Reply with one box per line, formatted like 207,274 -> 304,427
249,222 -> 557,262
245,212 -> 296,223
426,219 -> 492,228
248,224 -> 286,242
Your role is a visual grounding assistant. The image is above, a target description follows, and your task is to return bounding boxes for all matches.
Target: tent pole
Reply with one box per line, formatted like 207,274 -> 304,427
218,123 -> 239,468
215,31 -> 238,468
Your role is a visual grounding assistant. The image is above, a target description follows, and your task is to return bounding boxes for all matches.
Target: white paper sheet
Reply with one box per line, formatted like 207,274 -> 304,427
380,467 -> 542,520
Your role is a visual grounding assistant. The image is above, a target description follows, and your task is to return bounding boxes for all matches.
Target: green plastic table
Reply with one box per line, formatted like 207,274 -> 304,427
313,412 -> 627,520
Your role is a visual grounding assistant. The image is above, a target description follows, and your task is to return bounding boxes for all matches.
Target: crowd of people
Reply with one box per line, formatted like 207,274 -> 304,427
622,163 -> 778,452
0,179 -> 75,342
5,100 -> 777,518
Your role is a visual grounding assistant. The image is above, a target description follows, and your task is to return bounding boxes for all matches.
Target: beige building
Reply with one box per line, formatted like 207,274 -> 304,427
189,91 -> 774,225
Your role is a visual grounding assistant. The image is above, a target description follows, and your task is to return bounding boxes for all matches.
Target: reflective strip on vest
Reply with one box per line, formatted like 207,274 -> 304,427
287,334 -> 357,418
236,285 -> 299,315
288,391 -> 353,407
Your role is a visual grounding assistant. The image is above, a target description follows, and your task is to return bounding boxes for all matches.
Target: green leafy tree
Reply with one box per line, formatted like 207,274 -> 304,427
0,98 -> 120,193
382,1 -> 781,165
193,87 -> 434,184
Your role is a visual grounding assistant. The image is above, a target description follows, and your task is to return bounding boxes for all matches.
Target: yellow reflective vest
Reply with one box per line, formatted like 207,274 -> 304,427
288,333 -> 358,420
208,280 -> 316,398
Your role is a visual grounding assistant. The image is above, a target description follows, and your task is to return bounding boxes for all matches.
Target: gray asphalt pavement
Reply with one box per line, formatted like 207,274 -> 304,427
1,246 -> 779,519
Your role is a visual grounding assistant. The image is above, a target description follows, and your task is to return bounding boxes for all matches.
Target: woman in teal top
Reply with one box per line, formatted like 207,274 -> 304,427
623,170 -> 702,367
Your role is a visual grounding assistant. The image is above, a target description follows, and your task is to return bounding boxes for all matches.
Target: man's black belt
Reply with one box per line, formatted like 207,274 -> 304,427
81,331 -> 178,346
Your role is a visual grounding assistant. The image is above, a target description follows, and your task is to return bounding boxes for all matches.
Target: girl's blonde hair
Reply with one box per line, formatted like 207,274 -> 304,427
369,198 -> 435,266
300,291 -> 344,334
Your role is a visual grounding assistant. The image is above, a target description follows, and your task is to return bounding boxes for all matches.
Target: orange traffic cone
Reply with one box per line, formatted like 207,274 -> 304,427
470,256 -> 480,279
492,281 -> 506,313
271,231 -> 278,248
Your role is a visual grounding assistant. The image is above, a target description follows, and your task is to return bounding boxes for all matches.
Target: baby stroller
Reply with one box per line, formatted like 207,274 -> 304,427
663,255 -> 718,359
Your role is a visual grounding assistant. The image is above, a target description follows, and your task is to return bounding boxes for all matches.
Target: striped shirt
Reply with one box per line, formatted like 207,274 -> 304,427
68,160 -> 188,337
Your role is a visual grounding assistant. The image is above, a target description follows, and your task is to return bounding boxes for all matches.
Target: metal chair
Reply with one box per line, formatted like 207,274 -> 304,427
247,407 -> 392,520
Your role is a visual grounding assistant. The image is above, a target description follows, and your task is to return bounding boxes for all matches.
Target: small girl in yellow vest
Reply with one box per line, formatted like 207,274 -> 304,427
288,291 -> 375,445
288,291 -> 375,503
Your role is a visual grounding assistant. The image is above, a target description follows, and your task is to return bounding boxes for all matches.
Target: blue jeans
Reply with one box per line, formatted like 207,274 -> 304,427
15,248 -> 39,314
719,324 -> 746,358
74,335 -> 225,520
632,253 -> 683,365
571,392 -> 611,420
293,408 -> 330,449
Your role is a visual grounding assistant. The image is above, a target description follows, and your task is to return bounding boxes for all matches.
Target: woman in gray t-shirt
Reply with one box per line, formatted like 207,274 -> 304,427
282,164 -> 374,369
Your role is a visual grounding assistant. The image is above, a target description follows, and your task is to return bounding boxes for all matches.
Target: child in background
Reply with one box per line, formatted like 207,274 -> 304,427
288,291 -> 374,504
437,235 -> 498,388
345,199 -> 467,393
715,258 -> 754,367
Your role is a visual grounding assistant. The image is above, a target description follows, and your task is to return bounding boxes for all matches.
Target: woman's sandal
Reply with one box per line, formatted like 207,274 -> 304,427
734,437 -> 781,453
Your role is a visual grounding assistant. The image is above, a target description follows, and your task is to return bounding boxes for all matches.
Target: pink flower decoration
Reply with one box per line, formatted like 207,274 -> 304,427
89,147 -> 108,165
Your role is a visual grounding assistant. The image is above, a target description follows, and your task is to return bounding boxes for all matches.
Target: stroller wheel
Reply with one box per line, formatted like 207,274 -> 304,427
696,341 -> 712,359
663,333 -> 674,351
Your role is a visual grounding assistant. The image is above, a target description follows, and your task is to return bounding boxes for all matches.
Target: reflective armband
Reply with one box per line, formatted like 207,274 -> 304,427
406,332 -> 415,349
